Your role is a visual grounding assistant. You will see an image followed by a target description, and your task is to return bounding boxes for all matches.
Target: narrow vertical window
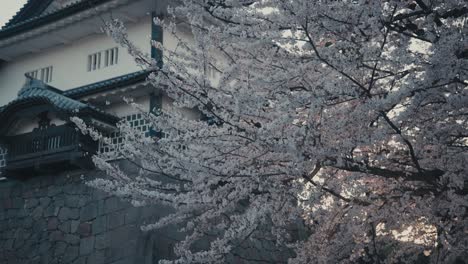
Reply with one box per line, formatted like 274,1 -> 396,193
105,50 -> 109,67
40,68 -> 46,81
26,67 -> 53,83
110,49 -> 114,65
27,70 -> 38,79
92,54 -> 96,70
97,52 -> 101,69
88,48 -> 118,71
48,66 -> 53,82
114,47 -> 119,64
88,55 -> 92,71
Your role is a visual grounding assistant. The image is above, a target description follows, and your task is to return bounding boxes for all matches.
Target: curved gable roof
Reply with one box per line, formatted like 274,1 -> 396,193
0,78 -> 118,133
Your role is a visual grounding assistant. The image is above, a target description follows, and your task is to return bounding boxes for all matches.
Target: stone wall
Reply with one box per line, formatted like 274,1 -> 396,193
0,164 -> 294,264
0,169 -> 179,264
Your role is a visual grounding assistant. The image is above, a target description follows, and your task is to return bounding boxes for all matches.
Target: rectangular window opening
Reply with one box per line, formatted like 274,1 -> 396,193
88,47 -> 119,72
26,66 -> 53,83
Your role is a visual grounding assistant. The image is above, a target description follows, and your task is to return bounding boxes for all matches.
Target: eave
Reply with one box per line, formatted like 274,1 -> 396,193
0,0 -> 157,60
64,70 -> 150,99
0,0 -> 116,40
3,0 -> 55,28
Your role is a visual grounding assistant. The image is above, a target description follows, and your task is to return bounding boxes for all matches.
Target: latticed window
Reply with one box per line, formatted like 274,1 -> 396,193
99,113 -> 151,158
0,147 -> 7,169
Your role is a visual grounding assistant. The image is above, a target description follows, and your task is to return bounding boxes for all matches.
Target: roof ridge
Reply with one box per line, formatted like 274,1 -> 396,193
63,69 -> 150,98
18,78 -> 64,97
3,0 -> 55,29
1,78 -> 119,124
0,0 -> 115,39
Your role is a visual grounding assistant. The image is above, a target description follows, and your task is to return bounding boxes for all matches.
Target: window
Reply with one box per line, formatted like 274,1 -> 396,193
26,66 -> 53,83
26,70 -> 38,79
87,52 -> 101,71
88,47 -> 118,72
98,113 -> 150,159
104,47 -> 119,67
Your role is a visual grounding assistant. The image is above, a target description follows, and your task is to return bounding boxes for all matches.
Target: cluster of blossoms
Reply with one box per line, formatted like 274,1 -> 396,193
83,0 -> 467,263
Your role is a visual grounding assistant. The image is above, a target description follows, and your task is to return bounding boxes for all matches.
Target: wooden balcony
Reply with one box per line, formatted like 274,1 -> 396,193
3,124 -> 97,176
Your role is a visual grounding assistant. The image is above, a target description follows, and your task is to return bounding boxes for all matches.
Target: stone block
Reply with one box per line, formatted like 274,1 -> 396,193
91,189 -> 106,200
47,217 -> 58,230
87,250 -> 106,264
64,184 -> 84,195
80,202 -> 98,221
33,218 -> 47,233
64,245 -> 79,263
79,236 -> 95,256
6,209 -> 19,219
35,187 -> 48,198
40,254 -> 51,264
97,200 -> 106,216
92,216 -> 107,235
78,222 -> 92,237
11,198 -> 23,208
106,246 -> 127,262
65,195 -> 84,208
124,207 -> 141,224
107,211 -> 125,230
108,225 -> 140,247
65,234 -> 80,245
59,221 -> 71,233
24,198 -> 39,208
44,205 -> 59,217
104,197 -> 124,214
72,256 -> 87,264
54,241 -> 68,256
39,197 -> 51,207
49,231 -> 64,241
110,258 -> 133,264
71,220 -> 80,233
94,234 -> 109,250
54,194 -> 65,207
58,207 -> 79,221
23,217 -> 33,229
47,186 -> 62,197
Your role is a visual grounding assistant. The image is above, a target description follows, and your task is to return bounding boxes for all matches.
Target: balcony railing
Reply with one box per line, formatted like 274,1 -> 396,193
3,124 -> 97,174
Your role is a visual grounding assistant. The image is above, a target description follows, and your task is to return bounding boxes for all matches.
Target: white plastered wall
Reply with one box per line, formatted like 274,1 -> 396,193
0,17 -> 153,106
0,18 -> 215,121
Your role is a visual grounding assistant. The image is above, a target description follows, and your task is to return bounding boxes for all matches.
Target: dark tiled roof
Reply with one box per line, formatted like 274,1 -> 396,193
0,0 -> 114,40
17,79 -> 89,111
0,70 -> 149,123
64,70 -> 150,98
0,78 -> 118,123
3,0 -> 55,28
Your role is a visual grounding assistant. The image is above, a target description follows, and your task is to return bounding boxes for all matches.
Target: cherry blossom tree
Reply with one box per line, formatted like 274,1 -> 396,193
83,0 -> 468,263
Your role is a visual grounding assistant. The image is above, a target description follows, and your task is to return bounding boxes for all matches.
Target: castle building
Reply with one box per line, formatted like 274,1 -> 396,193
0,1 -> 290,263
0,1 -> 186,263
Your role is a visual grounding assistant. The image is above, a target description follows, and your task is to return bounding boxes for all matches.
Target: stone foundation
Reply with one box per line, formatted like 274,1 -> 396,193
0,169 -> 178,264
0,166 -> 293,264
